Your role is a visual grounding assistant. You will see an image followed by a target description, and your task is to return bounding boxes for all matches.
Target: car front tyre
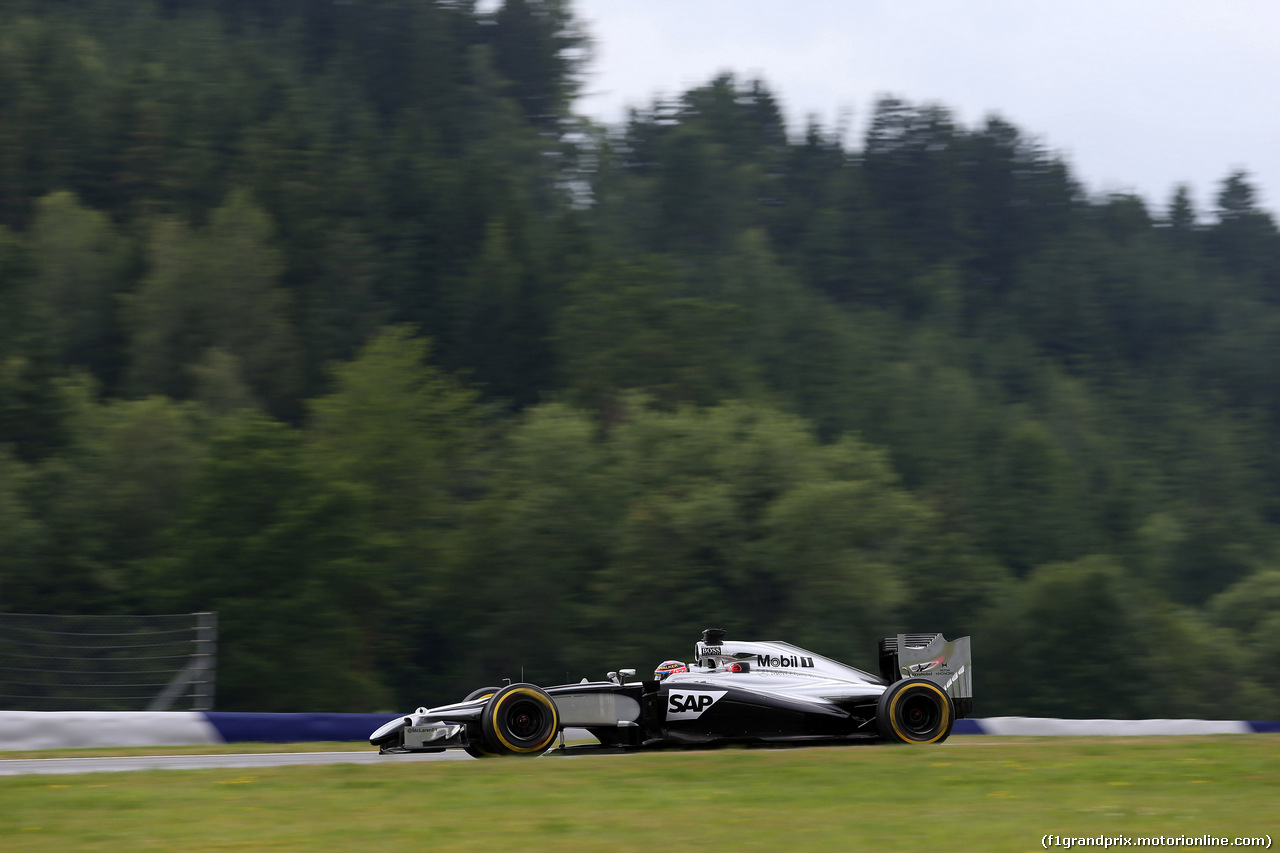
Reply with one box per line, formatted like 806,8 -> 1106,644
478,683 -> 560,757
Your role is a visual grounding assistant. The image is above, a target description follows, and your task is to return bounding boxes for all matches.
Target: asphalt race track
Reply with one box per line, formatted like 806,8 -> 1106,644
0,750 -> 472,777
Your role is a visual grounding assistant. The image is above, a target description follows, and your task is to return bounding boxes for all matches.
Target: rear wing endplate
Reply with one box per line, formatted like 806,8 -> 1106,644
891,633 -> 972,712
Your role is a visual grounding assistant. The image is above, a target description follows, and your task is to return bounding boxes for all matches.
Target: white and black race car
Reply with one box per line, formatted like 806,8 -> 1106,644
370,629 -> 972,757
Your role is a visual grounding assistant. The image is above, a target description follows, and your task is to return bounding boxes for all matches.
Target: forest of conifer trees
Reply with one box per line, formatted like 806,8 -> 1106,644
1,0 -> 1279,716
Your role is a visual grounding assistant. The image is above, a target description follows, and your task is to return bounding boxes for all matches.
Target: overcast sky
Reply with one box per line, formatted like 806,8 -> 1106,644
571,0 -> 1280,221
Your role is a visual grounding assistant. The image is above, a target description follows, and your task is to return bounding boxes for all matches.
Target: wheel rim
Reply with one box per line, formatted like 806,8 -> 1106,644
899,693 -> 940,736
504,699 -> 545,742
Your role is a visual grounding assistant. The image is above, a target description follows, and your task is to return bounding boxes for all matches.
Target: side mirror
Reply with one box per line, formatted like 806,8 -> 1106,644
619,668 -> 636,681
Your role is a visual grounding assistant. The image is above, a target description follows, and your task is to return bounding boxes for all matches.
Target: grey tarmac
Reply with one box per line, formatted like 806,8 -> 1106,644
0,749 -> 472,777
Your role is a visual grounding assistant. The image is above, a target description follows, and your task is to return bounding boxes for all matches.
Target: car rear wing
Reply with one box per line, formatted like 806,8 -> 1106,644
878,633 -> 972,717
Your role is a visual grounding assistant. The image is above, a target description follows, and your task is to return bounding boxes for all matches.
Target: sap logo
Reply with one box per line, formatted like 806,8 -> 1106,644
666,690 -> 727,721
756,654 -> 815,668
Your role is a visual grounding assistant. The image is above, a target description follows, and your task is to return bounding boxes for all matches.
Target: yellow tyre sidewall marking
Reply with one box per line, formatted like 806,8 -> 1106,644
888,681 -> 952,744
491,687 -> 559,753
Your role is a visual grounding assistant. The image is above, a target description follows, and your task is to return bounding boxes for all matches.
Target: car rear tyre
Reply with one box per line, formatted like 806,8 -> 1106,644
479,683 -> 559,756
876,677 -> 955,744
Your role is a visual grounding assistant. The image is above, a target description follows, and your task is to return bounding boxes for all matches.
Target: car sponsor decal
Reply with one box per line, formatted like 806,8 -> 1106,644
666,690 -> 728,721
942,664 -> 966,691
908,656 -> 946,675
755,654 -> 815,668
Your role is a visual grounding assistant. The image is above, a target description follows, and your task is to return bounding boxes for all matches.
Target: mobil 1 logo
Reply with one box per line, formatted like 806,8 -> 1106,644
665,690 -> 728,721
756,654 -> 814,668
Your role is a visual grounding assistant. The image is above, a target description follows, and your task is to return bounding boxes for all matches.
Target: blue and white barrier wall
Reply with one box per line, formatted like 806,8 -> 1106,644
0,712 -> 400,751
0,712 -> 1276,751
953,718 -> 1279,736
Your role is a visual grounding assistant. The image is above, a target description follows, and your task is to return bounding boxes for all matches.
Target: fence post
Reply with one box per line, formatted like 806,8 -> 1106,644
193,611 -> 217,711
144,612 -> 219,712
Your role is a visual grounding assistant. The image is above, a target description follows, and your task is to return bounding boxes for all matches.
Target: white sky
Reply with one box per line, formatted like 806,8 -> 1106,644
572,0 -> 1280,221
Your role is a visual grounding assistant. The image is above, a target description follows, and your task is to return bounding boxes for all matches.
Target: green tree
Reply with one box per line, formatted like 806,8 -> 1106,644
307,326 -> 479,555
711,229 -> 875,439
862,98 -> 970,273
449,218 -> 554,405
984,556 -> 1274,717
0,225 -> 31,352
0,447 -> 43,611
1204,171 -> 1280,294
982,556 -> 1148,716
486,0 -> 589,130
445,402 -> 619,694
26,383 -> 203,613
0,350 -> 70,463
596,401 -> 947,670
555,256 -> 755,417
27,191 -> 128,382
0,13 -> 110,228
1209,570 -> 1280,702
959,115 -> 1078,297
611,75 -> 787,258
125,190 -> 301,413
1166,183 -> 1197,245
306,326 -> 481,705
982,420 -> 1083,574
148,413 -> 388,710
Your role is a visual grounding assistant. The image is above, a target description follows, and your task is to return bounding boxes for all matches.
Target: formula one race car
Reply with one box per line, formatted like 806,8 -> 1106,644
370,629 -> 972,756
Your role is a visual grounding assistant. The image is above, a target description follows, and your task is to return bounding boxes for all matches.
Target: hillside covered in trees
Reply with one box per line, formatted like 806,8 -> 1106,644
2,0 -> 1279,717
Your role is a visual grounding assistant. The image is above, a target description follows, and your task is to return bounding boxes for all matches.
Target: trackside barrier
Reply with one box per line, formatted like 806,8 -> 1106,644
0,712 -> 1276,750
203,712 -> 402,744
970,717 -> 1256,736
0,711 -> 223,751
0,711 -> 400,751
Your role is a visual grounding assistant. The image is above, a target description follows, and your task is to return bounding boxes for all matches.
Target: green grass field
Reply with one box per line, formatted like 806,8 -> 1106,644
1,736 -> 1276,852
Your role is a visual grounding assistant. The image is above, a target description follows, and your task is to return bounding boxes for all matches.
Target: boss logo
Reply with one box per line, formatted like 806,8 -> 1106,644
702,646 -> 723,656
666,690 -> 727,721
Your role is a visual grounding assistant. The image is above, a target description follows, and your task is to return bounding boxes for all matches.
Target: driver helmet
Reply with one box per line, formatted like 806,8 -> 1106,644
654,660 -> 688,681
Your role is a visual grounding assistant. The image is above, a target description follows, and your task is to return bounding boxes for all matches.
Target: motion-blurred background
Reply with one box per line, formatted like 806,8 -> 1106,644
0,1 -> 1277,720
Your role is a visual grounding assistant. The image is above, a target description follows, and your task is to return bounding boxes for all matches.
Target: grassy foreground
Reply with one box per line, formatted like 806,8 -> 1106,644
1,736 -> 1276,852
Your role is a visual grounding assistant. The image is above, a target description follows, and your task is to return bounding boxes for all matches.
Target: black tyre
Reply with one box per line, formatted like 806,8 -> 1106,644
463,687 -> 502,757
876,677 -> 955,744
478,683 -> 559,756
